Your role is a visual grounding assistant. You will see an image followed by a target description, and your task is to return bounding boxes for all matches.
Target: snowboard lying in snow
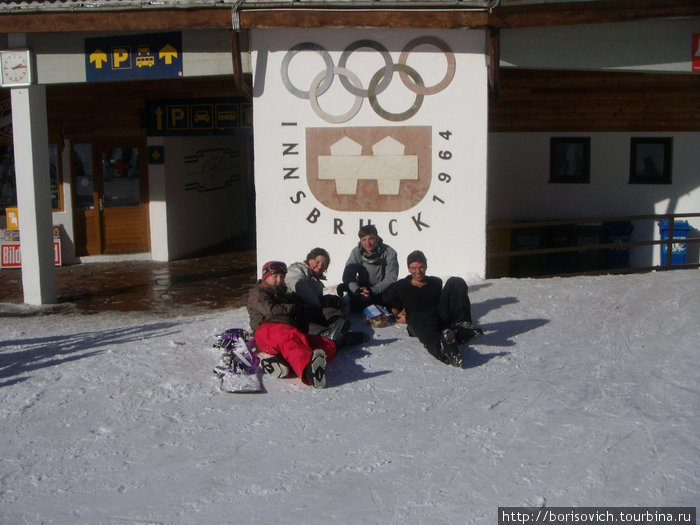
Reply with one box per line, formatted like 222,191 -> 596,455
215,369 -> 263,394
212,328 -> 264,393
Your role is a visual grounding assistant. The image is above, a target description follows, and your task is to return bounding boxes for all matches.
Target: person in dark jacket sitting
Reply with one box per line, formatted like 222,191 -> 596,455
384,250 -> 483,367
247,260 -> 335,389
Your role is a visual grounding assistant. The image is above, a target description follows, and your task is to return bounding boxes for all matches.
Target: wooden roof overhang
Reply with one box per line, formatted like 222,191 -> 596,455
0,0 -> 698,33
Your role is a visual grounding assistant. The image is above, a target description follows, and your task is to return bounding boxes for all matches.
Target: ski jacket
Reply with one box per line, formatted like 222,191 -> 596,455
285,261 -> 324,309
342,239 -> 399,295
247,281 -> 298,333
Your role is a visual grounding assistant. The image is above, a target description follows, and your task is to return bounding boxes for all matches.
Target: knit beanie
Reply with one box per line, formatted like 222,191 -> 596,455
261,260 -> 287,281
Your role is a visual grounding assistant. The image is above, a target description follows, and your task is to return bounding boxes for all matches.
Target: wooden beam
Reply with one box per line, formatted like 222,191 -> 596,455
239,9 -> 490,29
490,0 -> 700,29
0,9 -> 232,33
0,0 -> 697,33
0,7 -> 492,33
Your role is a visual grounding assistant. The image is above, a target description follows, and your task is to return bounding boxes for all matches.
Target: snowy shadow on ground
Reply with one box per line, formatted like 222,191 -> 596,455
471,318 -> 549,349
0,322 -> 180,387
472,295 -> 520,319
327,344 -> 393,388
459,347 -> 510,369
453,315 -> 549,368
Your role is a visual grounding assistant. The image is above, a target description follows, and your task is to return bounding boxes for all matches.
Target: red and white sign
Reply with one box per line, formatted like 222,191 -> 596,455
1,241 -> 61,268
693,34 -> 700,72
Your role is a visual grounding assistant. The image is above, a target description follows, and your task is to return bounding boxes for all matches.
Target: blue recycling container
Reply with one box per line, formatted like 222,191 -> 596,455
510,227 -> 543,277
658,219 -> 691,268
574,223 -> 603,272
603,221 -> 634,269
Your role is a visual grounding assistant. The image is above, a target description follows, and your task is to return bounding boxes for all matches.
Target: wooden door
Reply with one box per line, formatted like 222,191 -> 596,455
73,140 -> 150,256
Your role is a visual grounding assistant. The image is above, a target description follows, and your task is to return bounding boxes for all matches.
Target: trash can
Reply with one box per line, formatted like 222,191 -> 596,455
603,221 -> 634,269
542,225 -> 574,275
510,227 -> 543,277
574,223 -> 603,272
658,219 -> 691,268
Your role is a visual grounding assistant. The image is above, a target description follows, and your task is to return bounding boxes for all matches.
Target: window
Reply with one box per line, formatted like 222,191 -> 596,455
629,137 -> 672,184
549,137 -> 591,184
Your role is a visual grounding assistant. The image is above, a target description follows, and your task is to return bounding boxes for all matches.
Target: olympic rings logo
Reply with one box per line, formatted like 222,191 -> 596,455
281,37 -> 456,123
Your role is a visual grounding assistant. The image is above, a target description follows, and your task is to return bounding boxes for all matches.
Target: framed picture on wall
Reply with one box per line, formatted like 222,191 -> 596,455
549,137 -> 590,183
629,137 -> 672,184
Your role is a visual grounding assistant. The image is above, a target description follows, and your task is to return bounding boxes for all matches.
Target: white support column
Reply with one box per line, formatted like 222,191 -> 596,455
148,136 -> 170,261
11,84 -> 57,305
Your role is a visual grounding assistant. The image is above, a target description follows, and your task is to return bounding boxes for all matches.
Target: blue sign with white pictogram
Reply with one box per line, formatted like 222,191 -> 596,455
85,32 -> 182,82
191,104 -> 214,130
148,146 -> 165,165
146,98 -> 253,136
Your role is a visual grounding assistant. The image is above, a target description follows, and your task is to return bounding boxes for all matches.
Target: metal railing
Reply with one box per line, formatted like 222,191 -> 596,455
487,212 -> 700,278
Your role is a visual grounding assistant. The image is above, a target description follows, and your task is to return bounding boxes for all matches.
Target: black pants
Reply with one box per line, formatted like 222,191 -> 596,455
305,295 -> 346,336
347,290 -> 390,313
408,277 -> 473,356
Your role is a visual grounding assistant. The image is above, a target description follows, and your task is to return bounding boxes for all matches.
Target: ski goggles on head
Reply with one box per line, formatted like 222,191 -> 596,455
262,260 -> 287,276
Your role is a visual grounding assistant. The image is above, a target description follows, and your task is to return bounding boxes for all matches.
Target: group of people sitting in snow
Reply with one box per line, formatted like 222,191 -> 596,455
246,224 -> 484,389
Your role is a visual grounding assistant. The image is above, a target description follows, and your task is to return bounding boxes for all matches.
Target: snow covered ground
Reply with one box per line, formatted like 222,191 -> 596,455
1,271 -> 698,525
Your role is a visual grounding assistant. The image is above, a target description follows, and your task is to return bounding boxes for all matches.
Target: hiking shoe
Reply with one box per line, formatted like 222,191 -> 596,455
453,321 -> 484,344
441,328 -> 464,368
427,344 -> 452,365
320,319 -> 351,343
259,357 -> 290,378
303,349 -> 327,389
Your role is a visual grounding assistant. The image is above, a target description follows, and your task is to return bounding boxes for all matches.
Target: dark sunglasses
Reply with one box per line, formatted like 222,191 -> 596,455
263,261 -> 287,274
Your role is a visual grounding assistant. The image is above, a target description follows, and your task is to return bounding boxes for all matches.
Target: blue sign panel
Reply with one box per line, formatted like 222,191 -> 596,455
146,98 -> 253,136
147,146 -> 165,164
85,32 -> 182,82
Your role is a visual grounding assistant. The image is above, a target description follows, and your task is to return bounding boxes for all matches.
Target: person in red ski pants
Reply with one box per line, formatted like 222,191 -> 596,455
247,260 -> 336,389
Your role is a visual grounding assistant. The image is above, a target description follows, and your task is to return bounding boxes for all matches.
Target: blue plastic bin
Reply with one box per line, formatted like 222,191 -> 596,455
603,221 -> 634,269
658,219 -> 691,268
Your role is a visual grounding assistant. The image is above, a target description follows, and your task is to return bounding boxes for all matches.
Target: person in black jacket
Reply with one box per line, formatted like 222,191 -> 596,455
384,250 -> 483,367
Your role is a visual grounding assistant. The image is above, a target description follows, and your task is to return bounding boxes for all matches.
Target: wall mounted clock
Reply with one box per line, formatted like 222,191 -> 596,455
1,50 -> 32,87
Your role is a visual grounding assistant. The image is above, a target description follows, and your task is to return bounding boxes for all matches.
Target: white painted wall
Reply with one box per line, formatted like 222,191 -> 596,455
148,137 -> 169,261
500,18 -> 699,73
251,28 -> 489,283
158,134 -> 250,260
488,132 -> 700,266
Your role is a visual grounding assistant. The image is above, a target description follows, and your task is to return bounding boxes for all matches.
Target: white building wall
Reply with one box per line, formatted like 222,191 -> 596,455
487,132 -> 700,267
157,134 -> 250,260
251,28 -> 489,283
491,17 -> 700,269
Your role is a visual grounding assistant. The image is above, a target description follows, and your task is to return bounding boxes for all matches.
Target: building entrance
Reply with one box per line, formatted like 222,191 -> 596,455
72,139 -> 150,255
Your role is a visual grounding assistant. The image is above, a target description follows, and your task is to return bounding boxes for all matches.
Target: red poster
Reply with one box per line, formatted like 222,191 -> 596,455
0,241 -> 61,268
1,244 -> 22,267
694,34 -> 700,72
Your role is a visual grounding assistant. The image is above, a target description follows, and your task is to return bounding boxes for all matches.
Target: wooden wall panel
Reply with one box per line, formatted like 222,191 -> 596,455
489,69 -> 700,132
3,69 -> 697,141
44,76 -> 244,141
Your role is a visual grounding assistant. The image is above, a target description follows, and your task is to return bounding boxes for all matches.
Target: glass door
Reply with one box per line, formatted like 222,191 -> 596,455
73,141 -> 150,256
